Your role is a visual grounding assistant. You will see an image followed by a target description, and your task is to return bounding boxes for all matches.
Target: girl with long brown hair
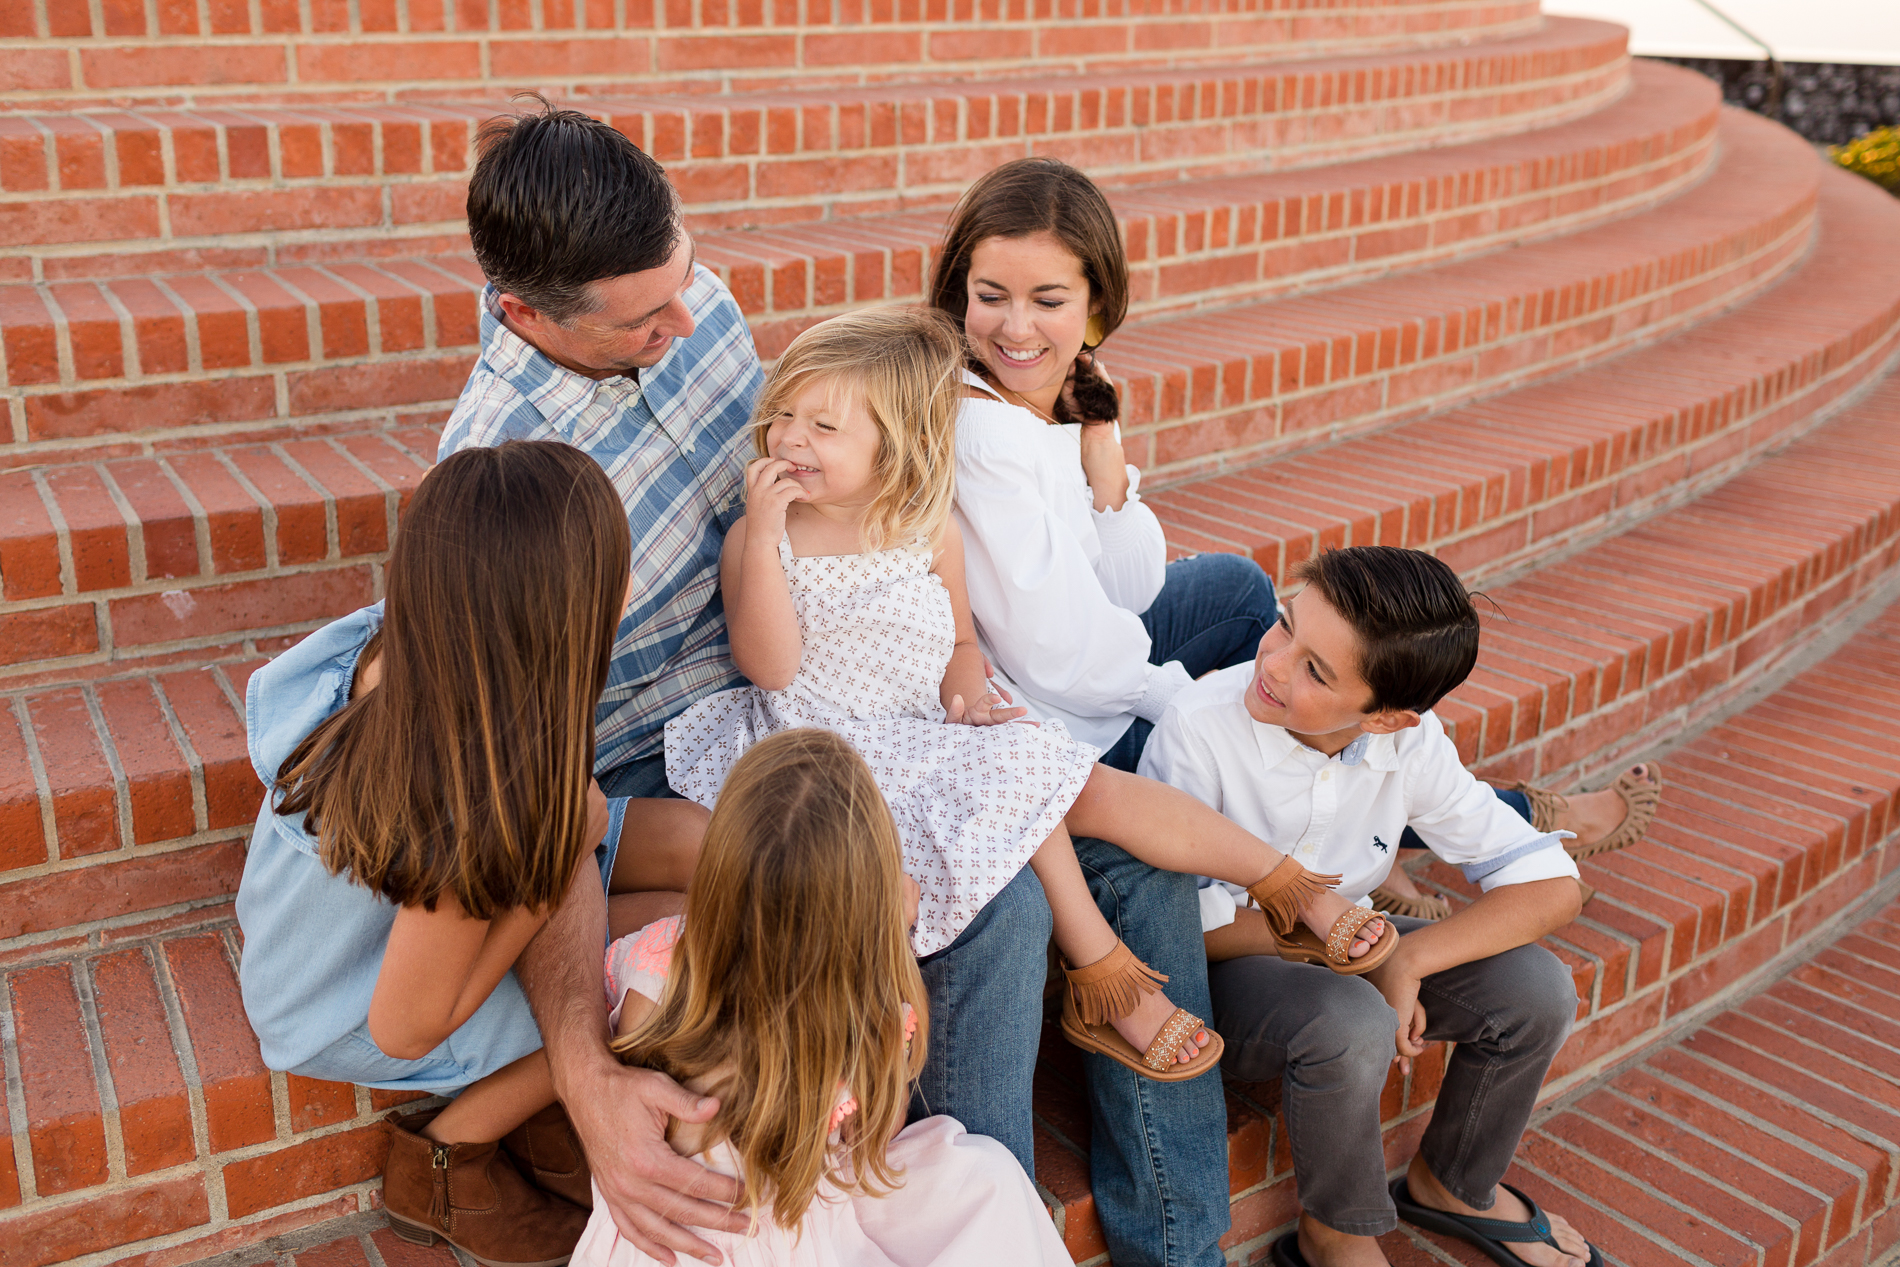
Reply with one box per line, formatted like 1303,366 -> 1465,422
235,441 -> 706,1267
573,728 -> 1071,1266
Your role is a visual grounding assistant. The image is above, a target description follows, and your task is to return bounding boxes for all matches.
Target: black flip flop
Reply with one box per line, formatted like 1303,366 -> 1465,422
1391,1177 -> 1603,1267
1269,1231 -> 1310,1267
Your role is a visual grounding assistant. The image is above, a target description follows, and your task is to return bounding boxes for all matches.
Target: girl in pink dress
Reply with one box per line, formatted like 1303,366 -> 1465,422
571,728 -> 1073,1267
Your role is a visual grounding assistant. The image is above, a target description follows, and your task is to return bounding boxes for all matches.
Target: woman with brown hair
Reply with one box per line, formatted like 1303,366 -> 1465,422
235,440 -> 707,1267
921,157 -> 1658,1267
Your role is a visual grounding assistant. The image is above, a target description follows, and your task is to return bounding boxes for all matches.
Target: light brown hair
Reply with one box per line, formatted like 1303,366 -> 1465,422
275,440 -> 632,918
751,306 -> 964,552
612,729 -> 929,1231
928,156 -> 1130,354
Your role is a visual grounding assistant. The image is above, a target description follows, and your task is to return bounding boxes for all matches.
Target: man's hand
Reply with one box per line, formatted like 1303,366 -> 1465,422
564,1053 -> 747,1265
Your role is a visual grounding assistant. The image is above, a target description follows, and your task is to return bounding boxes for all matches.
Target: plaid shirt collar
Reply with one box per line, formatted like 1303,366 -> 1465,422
478,285 -> 692,440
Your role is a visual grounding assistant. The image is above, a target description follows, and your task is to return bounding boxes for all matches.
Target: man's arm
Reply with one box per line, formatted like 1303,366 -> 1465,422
514,856 -> 747,1265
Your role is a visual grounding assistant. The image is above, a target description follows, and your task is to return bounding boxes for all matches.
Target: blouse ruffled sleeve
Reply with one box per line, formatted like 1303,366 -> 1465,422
602,915 -> 684,1031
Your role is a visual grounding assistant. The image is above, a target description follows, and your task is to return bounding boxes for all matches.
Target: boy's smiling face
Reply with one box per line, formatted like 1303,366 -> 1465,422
1245,586 -> 1420,755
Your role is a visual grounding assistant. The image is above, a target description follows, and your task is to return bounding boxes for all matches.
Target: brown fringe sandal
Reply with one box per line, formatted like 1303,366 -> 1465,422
1251,855 -> 1399,975
1059,942 -> 1224,1082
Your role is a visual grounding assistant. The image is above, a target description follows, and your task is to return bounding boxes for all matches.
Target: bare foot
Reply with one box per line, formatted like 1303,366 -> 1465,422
1110,988 -> 1211,1066
1296,1212 -> 1389,1266
1550,763 -> 1659,852
1403,1156 -> 1593,1267
1303,890 -> 1386,960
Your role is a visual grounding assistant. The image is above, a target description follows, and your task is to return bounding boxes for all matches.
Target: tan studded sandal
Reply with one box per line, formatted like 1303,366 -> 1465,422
1059,941 -> 1223,1082
1249,855 -> 1399,976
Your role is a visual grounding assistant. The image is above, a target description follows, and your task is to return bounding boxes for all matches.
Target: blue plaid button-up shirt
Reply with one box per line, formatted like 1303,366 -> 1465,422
438,269 -> 763,771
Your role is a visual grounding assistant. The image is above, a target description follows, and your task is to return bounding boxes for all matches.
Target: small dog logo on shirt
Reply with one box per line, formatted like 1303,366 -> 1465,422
1371,835 -> 1390,853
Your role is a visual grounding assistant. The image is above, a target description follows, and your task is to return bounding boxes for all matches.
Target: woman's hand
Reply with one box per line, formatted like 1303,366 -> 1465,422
743,455 -> 806,535
1067,355 -> 1131,512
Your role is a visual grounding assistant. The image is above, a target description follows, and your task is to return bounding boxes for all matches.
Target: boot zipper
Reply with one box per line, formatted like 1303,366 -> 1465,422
429,1143 -> 450,1229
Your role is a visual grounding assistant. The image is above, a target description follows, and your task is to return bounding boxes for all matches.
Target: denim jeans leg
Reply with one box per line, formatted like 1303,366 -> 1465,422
1100,553 -> 1279,773
1142,553 -> 1279,678
909,863 -> 1053,1179
1071,836 -> 1230,1267
596,752 -> 677,800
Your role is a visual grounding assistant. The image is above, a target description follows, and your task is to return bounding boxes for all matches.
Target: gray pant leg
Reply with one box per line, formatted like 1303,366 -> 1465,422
1206,916 -> 1579,1234
1206,954 -> 1401,1236
1414,932 -> 1578,1211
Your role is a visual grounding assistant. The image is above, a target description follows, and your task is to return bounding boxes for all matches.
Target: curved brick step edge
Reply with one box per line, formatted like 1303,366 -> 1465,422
716,58 -> 1720,354
1037,593 -> 1900,1262
0,60 -> 1717,460
1146,161 -> 1900,602
0,17 -> 1630,267
1109,105 -> 1821,483
0,0 -> 1548,115
0,97 -> 1787,478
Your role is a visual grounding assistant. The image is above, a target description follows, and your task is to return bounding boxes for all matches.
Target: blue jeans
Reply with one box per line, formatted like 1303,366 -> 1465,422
1100,551 -> 1281,772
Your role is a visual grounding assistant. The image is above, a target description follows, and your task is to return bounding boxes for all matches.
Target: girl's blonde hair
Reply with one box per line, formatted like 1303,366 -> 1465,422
276,441 -> 630,918
612,729 -> 929,1230
751,306 -> 964,551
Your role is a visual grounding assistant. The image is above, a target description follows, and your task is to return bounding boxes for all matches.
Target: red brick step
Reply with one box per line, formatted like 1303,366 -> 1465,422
0,100 -> 1791,478
1,0 -> 1545,113
0,18 -> 1628,273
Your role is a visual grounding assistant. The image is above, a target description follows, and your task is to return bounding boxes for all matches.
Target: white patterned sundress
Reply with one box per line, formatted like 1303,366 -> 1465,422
665,534 -> 1099,956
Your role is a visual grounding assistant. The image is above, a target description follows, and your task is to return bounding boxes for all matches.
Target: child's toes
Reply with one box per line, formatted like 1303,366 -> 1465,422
1348,915 -> 1386,958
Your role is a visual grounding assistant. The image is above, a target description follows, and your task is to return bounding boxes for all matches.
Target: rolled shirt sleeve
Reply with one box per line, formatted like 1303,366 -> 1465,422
1089,461 -> 1168,615
1402,725 -> 1579,891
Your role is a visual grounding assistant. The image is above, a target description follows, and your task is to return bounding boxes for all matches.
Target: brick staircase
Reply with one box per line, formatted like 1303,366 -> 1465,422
4,0 -> 1900,1263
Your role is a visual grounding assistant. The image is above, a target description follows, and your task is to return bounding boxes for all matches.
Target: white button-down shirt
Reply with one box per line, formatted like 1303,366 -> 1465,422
952,371 -> 1192,752
1138,664 -> 1579,932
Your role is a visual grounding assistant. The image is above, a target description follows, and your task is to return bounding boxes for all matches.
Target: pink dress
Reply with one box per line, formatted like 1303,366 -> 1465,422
573,919 -> 1074,1267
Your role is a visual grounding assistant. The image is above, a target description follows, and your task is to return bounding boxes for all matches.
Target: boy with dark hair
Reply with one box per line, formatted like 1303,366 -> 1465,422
1141,546 -> 1606,1267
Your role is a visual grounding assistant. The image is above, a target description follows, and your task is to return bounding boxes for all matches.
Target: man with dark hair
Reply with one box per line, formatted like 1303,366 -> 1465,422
439,98 -> 759,1262
1142,547 -> 1628,1267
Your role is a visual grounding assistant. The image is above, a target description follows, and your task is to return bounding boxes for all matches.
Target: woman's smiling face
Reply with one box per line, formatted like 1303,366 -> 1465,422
963,232 -> 1095,405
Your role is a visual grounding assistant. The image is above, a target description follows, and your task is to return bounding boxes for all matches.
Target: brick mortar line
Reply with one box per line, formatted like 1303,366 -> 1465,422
79,684 -> 139,863
0,897 -> 241,971
1510,1147 -> 1727,1267
11,693 -> 63,862
0,975 -> 39,1205
0,25 -> 1573,77
0,538 -> 392,615
69,957 -> 131,1188
0,825 -> 251,892
151,665 -> 215,836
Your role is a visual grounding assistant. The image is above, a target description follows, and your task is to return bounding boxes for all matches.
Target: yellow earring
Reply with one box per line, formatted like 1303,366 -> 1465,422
1084,314 -> 1107,348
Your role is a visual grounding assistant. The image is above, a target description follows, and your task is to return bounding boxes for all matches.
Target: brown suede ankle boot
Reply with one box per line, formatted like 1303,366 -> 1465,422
383,1110 -> 588,1267
502,1103 -> 593,1209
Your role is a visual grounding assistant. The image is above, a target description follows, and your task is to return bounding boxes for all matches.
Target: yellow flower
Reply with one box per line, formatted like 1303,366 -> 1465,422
1832,126 -> 1900,192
